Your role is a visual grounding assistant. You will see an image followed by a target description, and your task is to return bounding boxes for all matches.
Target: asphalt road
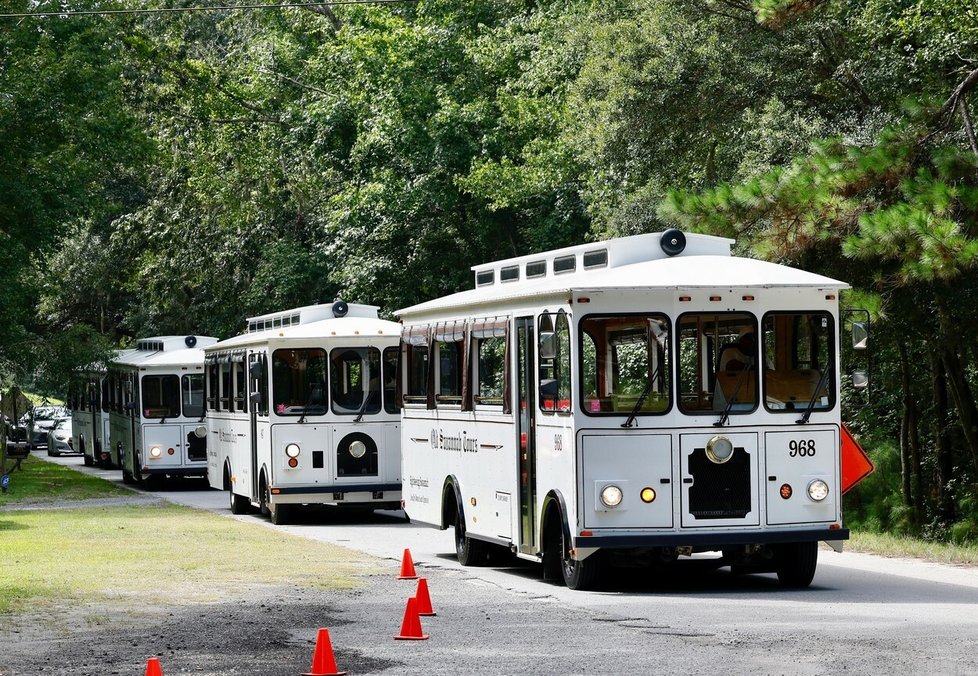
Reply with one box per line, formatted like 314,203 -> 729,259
35,452 -> 978,674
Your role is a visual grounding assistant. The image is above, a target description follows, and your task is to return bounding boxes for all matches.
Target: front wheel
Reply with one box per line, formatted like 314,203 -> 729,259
454,510 -> 488,566
775,542 -> 818,588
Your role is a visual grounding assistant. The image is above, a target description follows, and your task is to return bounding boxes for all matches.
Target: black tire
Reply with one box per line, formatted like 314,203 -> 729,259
560,528 -> 601,590
454,509 -> 488,566
259,474 -> 271,517
229,489 -> 250,514
269,501 -> 292,525
122,467 -> 135,484
81,436 -> 93,467
775,542 -> 818,588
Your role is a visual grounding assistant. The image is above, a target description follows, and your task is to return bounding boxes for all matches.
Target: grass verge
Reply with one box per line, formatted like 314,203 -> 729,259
849,530 -> 978,566
0,453 -> 131,506
0,502 -> 372,619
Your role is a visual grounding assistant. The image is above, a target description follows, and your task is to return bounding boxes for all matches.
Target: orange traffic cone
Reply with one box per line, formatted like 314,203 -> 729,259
394,596 -> 429,640
302,628 -> 347,676
398,548 -> 418,579
145,656 -> 164,676
414,578 -> 436,616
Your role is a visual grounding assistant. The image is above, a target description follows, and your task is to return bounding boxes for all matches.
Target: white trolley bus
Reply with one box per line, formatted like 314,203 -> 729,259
69,366 -> 111,468
108,335 -> 218,486
397,230 -> 869,589
205,302 -> 402,524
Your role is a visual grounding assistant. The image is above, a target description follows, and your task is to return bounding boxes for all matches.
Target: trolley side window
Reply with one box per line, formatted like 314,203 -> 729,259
330,347 -> 382,415
580,314 -> 671,416
401,326 -> 430,406
232,361 -> 247,413
141,375 -> 180,419
272,348 -> 327,416
677,312 -> 758,415
206,361 -> 219,411
539,310 -> 572,414
762,312 -> 835,412
182,374 -> 205,418
434,323 -> 465,406
471,317 -> 508,409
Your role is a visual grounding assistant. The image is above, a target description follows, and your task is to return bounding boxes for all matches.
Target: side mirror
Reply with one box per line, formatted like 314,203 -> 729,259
124,402 -> 136,412
249,362 -> 263,380
250,392 -> 263,405
852,321 -> 869,350
851,370 -> 869,389
539,332 -> 557,360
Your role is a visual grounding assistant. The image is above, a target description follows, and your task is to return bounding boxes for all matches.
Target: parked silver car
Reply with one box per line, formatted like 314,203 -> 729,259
46,417 -> 77,456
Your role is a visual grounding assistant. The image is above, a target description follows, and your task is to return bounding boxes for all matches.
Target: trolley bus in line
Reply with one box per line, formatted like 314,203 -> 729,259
396,229 -> 871,590
69,365 -> 111,468
205,302 -> 402,524
108,335 -> 218,487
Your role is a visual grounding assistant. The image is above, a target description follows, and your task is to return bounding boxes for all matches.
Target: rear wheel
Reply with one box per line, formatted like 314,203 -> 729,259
269,501 -> 292,525
81,436 -> 93,467
775,542 -> 818,588
454,509 -> 488,566
560,528 -> 601,590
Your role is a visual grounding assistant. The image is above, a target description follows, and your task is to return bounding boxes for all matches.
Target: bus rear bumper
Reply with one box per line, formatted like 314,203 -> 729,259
575,527 -> 849,550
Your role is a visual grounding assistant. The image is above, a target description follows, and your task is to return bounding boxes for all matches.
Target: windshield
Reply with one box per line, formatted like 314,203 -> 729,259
182,374 -> 205,418
330,347 -> 381,415
763,312 -> 835,412
141,375 -> 180,419
677,312 -> 758,415
272,348 -> 327,416
580,314 -> 671,415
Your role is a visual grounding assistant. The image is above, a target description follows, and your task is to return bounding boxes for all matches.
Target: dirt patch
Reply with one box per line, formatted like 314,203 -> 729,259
0,582 -> 400,676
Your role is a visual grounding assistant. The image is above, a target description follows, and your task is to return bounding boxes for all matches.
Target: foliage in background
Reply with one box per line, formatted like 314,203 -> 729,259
1,0 -> 977,543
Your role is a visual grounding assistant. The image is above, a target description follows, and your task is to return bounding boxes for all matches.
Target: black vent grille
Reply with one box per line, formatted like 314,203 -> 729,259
336,433 -> 378,476
688,447 -> 751,519
186,432 -> 206,461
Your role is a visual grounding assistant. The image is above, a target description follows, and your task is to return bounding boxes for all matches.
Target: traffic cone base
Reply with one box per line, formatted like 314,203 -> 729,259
395,597 -> 430,640
398,548 -> 419,579
145,656 -> 164,676
302,627 -> 347,676
414,578 -> 436,616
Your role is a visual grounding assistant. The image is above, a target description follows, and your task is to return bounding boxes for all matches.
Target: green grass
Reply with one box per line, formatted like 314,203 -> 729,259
0,503 -> 372,620
0,453 -> 131,506
849,530 -> 978,566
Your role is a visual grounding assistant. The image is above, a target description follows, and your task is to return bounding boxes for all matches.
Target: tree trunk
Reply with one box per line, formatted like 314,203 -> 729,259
937,303 -> 978,476
930,348 -> 955,524
897,341 -> 914,510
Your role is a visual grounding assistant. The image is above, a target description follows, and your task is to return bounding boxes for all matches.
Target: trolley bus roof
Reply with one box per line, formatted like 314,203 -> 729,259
205,316 -> 401,352
111,336 -> 218,369
397,239 -> 848,319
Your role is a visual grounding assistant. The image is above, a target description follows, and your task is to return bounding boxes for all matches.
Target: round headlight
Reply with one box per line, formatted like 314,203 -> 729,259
706,435 -> 734,464
194,425 -> 207,438
149,446 -> 162,458
807,479 -> 829,502
349,440 -> 367,459
600,484 -> 623,508
284,443 -> 301,458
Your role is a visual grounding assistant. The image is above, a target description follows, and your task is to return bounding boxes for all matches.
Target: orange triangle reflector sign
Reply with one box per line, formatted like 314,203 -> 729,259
841,424 -> 874,494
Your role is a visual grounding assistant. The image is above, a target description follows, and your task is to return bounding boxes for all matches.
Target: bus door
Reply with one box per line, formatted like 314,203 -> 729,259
516,317 -> 538,555
248,353 -> 264,502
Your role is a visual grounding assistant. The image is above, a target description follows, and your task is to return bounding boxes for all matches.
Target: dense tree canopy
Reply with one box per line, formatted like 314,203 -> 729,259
1,0 -> 977,541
